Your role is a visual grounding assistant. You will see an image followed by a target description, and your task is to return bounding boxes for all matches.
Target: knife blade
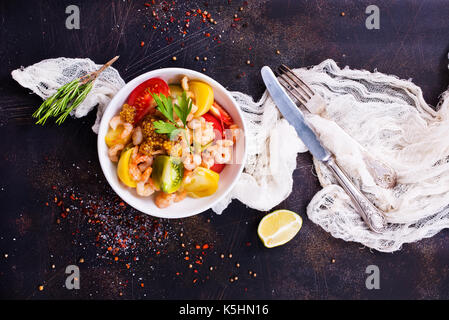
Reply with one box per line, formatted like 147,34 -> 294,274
261,66 -> 330,161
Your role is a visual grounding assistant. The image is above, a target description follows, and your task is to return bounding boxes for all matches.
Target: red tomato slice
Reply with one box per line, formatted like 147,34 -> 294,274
127,78 -> 170,123
202,112 -> 225,173
209,101 -> 234,127
209,162 -> 225,173
202,112 -> 223,140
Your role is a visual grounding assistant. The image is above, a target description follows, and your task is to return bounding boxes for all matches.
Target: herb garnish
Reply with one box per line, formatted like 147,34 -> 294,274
152,91 -> 193,137
33,56 -> 119,125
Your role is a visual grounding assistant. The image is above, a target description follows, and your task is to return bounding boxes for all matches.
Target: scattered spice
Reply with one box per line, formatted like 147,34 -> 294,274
38,285 -> 44,291
172,56 -> 177,61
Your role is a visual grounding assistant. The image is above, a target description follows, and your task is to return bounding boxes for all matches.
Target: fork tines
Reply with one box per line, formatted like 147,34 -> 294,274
277,64 -> 315,106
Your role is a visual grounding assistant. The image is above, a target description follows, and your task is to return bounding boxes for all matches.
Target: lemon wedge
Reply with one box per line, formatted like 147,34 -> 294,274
257,210 -> 303,248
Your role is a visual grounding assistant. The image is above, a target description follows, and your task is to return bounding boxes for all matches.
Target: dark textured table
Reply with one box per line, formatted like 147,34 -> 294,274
1,0 -> 448,300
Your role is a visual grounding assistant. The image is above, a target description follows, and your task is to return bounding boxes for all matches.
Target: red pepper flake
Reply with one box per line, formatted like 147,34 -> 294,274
234,17 -> 241,21
194,269 -> 198,273
52,186 -> 57,190
193,278 -> 198,284
156,251 -> 160,255
204,32 -> 210,37
140,283 -> 144,288
45,202 -> 49,206
119,201 -> 125,206
186,11 -> 191,16
202,244 -> 209,250
114,256 -> 119,261
195,244 -> 201,250
144,2 -> 151,7
184,256 -> 190,260
126,263 -> 130,269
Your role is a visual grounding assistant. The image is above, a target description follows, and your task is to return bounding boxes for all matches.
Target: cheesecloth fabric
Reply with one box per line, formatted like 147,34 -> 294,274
12,57 -> 449,252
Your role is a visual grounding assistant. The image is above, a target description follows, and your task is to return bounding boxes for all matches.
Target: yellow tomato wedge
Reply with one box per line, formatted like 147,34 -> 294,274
183,167 -> 219,198
117,147 -> 137,188
105,126 -> 131,148
189,81 -> 214,116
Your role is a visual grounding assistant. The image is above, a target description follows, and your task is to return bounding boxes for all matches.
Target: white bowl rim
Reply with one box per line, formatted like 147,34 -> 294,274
97,67 -> 247,219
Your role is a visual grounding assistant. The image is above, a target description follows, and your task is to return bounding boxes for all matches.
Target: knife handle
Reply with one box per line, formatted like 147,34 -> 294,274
324,157 -> 387,233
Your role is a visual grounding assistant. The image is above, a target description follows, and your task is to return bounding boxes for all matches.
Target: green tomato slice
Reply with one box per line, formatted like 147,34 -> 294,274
151,155 -> 184,194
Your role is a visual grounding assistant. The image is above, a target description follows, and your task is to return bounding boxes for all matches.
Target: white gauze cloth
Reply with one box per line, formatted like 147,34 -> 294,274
12,58 -> 449,252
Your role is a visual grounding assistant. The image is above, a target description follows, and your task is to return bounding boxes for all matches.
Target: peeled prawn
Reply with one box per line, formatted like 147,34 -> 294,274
183,153 -> 202,171
108,144 -> 124,162
132,127 -> 143,145
109,115 -> 133,140
129,147 -> 153,181
155,190 -> 186,208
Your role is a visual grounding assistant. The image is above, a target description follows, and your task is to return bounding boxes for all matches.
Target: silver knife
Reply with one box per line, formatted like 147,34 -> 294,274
261,66 -> 387,233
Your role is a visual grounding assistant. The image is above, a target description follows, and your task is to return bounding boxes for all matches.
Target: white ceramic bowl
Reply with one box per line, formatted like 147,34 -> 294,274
98,68 -> 247,219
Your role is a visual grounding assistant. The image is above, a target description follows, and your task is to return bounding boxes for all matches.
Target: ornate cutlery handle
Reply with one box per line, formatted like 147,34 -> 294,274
324,157 -> 387,233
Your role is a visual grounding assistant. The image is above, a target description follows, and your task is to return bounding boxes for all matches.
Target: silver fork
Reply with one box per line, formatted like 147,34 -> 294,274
277,64 -> 389,233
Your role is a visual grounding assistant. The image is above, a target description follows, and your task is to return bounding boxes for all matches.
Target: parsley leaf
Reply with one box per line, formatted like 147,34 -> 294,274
153,120 -> 178,134
152,93 -> 174,122
173,91 -> 193,128
151,91 -> 193,139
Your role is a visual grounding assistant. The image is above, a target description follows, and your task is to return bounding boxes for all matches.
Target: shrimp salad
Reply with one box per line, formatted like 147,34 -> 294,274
105,76 -> 239,209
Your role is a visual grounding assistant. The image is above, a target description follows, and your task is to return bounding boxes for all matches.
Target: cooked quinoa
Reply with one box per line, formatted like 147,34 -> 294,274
139,116 -> 173,155
119,104 -> 136,125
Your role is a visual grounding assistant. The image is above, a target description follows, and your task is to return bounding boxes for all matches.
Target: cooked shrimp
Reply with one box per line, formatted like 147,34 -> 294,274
201,148 -> 215,168
214,146 -> 232,164
183,153 -> 202,171
188,117 -> 215,145
129,147 -> 153,181
155,190 -> 186,208
132,126 -> 143,145
186,104 -> 198,122
174,190 -> 187,202
110,115 -> 133,140
228,124 -> 240,143
121,123 -> 133,139
187,118 -> 202,130
155,192 -> 177,208
108,143 -> 124,162
109,116 -> 122,130
136,181 -> 155,197
216,139 -> 234,148
181,76 -> 189,91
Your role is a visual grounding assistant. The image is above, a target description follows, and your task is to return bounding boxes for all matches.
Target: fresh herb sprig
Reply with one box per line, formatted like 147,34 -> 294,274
32,56 -> 119,125
152,91 -> 193,137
